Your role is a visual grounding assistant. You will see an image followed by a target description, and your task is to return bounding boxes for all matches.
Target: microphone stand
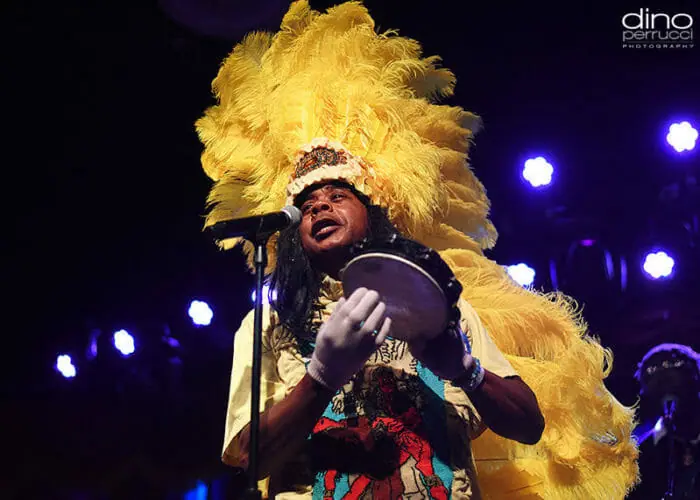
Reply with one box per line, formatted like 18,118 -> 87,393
243,234 -> 269,500
210,209 -> 301,499
662,399 -> 678,500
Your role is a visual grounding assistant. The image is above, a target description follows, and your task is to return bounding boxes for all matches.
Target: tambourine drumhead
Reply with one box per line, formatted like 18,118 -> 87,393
341,252 -> 449,342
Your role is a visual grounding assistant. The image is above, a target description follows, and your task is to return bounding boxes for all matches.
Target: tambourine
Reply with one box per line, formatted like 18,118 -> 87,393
340,233 -> 463,342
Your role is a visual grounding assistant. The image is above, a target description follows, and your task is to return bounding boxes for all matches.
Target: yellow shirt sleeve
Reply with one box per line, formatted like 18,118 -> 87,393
458,298 -> 519,379
222,305 -> 288,466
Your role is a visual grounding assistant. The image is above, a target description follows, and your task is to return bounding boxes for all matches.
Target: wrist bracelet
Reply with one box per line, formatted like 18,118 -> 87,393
453,357 -> 485,392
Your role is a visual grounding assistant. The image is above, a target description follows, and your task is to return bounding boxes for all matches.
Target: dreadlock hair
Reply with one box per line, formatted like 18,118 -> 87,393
269,181 -> 398,341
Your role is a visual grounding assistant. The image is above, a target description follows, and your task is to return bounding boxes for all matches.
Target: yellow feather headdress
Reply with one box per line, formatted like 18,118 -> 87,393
196,1 -> 639,497
196,0 -> 493,264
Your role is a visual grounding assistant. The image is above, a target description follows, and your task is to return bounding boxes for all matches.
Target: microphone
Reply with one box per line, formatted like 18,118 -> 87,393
209,206 -> 302,240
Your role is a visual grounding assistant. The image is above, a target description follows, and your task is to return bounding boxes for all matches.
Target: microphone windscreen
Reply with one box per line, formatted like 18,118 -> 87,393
281,205 -> 302,226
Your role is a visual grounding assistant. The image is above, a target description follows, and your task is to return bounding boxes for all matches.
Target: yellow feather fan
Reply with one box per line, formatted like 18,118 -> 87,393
195,1 -> 639,497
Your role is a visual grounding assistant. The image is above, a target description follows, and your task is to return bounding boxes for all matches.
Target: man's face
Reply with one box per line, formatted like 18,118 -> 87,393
297,183 -> 369,261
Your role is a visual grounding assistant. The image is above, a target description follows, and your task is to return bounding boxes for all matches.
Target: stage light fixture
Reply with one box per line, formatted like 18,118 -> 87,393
113,329 -> 136,356
56,354 -> 77,378
188,299 -> 213,326
522,156 -> 554,187
506,263 -> 536,287
642,250 -> 675,279
666,121 -> 697,153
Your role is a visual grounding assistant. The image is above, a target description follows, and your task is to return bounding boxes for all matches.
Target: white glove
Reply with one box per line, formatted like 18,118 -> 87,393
307,287 -> 392,391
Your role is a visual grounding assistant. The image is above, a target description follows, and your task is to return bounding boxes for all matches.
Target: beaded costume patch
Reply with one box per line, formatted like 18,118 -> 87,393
295,146 -> 349,179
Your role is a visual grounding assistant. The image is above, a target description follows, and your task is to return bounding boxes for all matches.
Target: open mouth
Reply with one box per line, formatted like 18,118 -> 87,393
312,219 -> 341,240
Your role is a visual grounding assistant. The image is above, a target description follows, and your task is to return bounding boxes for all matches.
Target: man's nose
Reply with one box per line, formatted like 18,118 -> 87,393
311,198 -> 332,214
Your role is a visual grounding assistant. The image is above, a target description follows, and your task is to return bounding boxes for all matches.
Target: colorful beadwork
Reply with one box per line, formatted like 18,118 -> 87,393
294,146 -> 348,179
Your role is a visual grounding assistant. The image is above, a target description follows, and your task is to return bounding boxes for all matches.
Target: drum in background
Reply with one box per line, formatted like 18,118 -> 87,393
340,233 -> 462,343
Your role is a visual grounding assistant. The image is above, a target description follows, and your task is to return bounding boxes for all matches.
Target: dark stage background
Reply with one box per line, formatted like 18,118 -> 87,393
4,0 -> 699,498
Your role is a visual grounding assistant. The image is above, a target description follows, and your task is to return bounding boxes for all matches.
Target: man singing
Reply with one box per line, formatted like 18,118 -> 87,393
196,1 -> 639,498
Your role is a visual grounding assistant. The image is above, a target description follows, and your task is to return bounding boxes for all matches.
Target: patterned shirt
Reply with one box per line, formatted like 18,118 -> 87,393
223,277 -> 518,499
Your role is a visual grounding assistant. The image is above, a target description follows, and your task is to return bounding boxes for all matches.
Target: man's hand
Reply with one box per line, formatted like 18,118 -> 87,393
411,325 -> 545,444
308,287 -> 392,390
409,326 -> 472,381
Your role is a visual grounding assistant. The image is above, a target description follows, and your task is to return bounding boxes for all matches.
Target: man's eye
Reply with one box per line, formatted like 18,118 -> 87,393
301,204 -> 312,213
332,193 -> 345,201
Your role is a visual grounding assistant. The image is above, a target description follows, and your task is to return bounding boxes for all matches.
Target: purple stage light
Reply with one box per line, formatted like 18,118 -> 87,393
654,416 -> 664,433
251,284 -> 278,305
666,121 -> 697,153
113,329 -> 136,356
188,300 -> 213,326
183,480 -> 208,500
580,239 -> 596,247
642,251 -> 675,279
56,354 -> 76,378
506,263 -> 536,287
522,156 -> 554,187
